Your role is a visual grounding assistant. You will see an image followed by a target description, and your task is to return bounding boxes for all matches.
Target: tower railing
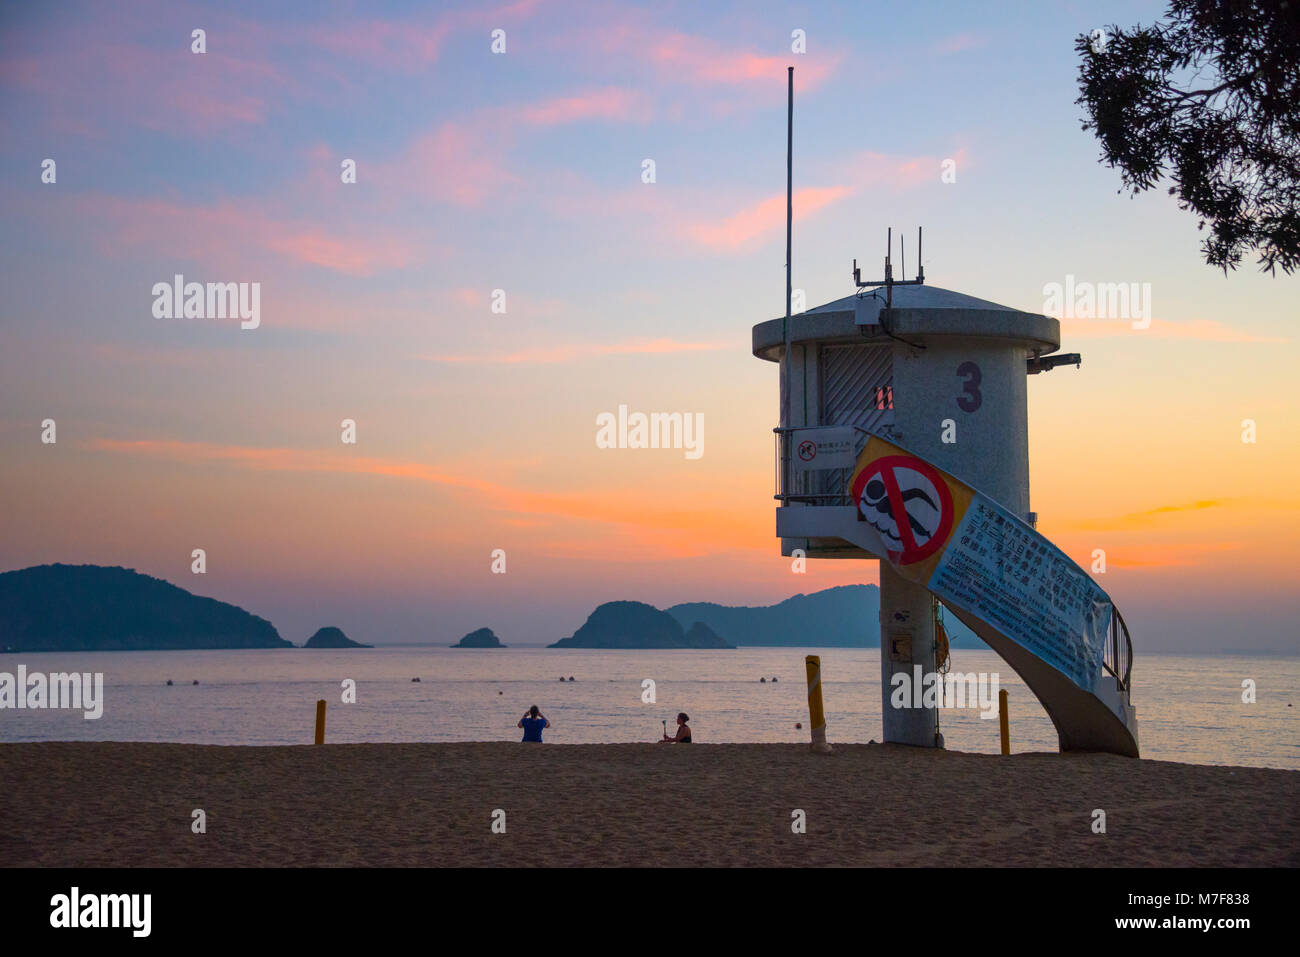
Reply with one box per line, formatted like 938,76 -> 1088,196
1103,608 -> 1133,695
772,425 -> 870,505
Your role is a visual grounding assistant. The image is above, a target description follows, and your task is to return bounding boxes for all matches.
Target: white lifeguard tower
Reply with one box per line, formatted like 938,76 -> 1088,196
751,69 -> 1137,756
752,231 -> 1138,756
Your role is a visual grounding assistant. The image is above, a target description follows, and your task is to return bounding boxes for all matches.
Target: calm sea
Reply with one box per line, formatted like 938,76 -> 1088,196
1,647 -> 1296,769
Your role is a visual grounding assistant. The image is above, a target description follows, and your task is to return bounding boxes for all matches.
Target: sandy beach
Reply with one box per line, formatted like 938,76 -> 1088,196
1,741 -> 1296,867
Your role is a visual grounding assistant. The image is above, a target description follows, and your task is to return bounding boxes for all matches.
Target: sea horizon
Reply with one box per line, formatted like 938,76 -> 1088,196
3,646 -> 1295,770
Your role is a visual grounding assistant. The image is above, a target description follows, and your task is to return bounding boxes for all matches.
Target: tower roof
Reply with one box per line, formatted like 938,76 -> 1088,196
804,284 -> 1026,315
752,284 -> 1060,361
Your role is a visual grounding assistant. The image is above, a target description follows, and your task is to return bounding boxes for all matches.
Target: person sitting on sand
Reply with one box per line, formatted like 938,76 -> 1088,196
660,712 -> 692,744
518,705 -> 550,743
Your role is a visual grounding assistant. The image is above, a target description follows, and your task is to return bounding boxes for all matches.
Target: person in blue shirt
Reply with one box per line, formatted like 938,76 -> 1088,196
518,705 -> 550,742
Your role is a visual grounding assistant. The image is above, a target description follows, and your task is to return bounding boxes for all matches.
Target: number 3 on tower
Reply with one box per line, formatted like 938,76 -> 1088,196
956,361 -> 982,412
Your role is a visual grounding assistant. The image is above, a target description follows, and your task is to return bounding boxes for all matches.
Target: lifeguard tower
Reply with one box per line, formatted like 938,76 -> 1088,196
751,230 -> 1139,757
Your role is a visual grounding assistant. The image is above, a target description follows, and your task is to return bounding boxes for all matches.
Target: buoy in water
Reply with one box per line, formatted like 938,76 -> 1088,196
795,722 -> 802,729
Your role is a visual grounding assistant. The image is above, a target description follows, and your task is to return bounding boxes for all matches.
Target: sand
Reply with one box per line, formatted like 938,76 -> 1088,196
1,742 -> 1296,867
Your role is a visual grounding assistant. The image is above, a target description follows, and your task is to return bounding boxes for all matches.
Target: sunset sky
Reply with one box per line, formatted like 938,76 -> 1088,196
1,0 -> 1296,653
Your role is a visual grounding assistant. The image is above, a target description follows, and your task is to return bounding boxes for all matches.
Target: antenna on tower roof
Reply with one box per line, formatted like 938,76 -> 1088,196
855,225 -> 926,313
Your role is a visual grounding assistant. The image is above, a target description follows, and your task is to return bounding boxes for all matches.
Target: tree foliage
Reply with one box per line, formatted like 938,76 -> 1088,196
1076,1 -> 1300,273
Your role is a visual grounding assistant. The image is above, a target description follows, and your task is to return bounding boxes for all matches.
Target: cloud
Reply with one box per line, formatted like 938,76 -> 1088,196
262,229 -> 417,276
1100,542 -> 1246,569
1065,499 -> 1230,532
549,17 -> 841,98
678,148 -> 956,251
85,438 -> 756,546
0,16 -> 291,138
646,32 -> 838,89
1058,317 -> 1288,343
35,192 -> 421,277
376,121 -> 519,206
418,338 -> 729,363
934,33 -> 991,54
1137,500 -> 1224,517
290,0 -> 545,74
306,20 -> 453,72
686,186 -> 851,250
516,86 -> 651,126
374,85 -> 652,210
846,147 -> 969,190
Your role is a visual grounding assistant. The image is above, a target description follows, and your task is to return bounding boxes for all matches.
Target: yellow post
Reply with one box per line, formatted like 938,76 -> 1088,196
314,699 -> 326,745
998,689 -> 1010,755
804,655 -> 833,753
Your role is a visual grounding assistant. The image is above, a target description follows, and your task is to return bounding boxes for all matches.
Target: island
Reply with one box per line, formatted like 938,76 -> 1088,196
452,627 -> 505,648
666,584 -> 983,648
303,626 -> 372,649
0,563 -> 291,652
548,601 -> 733,649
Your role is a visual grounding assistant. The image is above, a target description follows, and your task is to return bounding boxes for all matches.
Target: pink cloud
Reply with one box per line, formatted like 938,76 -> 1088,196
304,0 -> 543,72
2,20 -> 291,137
419,338 -> 730,363
847,147 -> 970,190
378,121 -> 518,206
687,186 -> 852,250
661,148 -> 963,253
1058,317 -> 1288,343
648,33 -> 837,89
357,84 -> 652,213
934,33 -> 991,54
517,87 -> 650,126
263,230 -> 417,276
307,20 -> 452,72
83,436 -> 741,543
45,192 -> 422,277
559,21 -> 841,93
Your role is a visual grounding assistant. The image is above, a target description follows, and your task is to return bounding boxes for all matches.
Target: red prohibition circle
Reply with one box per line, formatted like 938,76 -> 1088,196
850,454 -> 955,564
797,440 -> 817,461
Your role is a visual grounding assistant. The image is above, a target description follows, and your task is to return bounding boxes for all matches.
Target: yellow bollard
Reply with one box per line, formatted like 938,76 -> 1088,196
998,689 -> 1010,755
314,699 -> 326,745
804,655 -> 833,753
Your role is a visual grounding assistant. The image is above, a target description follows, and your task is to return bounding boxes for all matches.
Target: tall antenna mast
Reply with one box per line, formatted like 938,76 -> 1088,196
781,66 -> 794,494
785,66 -> 793,327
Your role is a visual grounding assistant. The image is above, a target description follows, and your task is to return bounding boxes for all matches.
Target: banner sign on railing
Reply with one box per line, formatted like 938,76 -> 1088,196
849,433 -> 1114,692
790,426 -> 858,471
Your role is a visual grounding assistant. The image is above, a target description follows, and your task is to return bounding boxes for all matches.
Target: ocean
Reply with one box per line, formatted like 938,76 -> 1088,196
1,647 -> 1296,769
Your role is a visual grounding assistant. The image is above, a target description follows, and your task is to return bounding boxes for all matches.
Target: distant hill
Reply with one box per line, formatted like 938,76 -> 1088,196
453,627 -> 505,648
304,626 -> 371,649
667,584 -> 984,648
549,601 -> 733,649
0,563 -> 291,651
